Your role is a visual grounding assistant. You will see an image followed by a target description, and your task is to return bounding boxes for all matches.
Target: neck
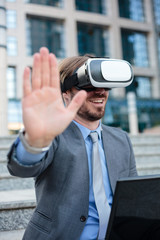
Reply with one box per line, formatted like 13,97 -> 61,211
74,116 -> 100,130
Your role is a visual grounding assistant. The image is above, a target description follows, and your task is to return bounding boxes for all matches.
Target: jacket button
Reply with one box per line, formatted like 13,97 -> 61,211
80,216 -> 86,222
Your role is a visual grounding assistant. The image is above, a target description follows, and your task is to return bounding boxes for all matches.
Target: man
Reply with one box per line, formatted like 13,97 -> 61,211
7,47 -> 137,240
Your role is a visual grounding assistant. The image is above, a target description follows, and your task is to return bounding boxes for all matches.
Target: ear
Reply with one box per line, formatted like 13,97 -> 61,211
62,91 -> 71,106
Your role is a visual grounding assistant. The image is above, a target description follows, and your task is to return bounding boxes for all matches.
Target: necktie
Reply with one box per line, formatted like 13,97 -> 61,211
90,131 -> 111,240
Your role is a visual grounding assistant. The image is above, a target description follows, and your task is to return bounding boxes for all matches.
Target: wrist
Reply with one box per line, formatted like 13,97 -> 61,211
19,129 -> 52,154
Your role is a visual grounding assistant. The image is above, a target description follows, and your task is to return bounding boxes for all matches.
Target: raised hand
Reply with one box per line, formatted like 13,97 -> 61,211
22,47 -> 87,148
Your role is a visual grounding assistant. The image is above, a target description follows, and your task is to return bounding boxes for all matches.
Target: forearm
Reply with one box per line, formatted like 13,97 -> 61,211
7,142 -> 45,178
16,138 -> 46,165
7,137 -> 57,178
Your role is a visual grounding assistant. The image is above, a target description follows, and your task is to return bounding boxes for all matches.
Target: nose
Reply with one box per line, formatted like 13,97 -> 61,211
94,88 -> 106,95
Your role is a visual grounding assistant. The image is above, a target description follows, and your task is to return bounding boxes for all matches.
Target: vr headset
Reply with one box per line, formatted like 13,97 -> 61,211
61,58 -> 134,92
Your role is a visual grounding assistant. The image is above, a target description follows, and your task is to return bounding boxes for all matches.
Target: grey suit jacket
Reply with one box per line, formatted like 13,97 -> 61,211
7,122 -> 137,240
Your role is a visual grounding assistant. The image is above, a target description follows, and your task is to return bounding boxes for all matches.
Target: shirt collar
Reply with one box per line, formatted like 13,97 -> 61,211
73,120 -> 102,140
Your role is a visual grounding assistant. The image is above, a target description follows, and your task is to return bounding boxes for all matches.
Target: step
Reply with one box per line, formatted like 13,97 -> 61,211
133,146 -> 160,156
0,229 -> 25,240
136,163 -> 160,176
135,154 -> 160,175
0,173 -> 34,191
0,189 -> 36,232
0,148 -> 10,162
136,155 -> 160,165
0,135 -> 17,147
130,134 -> 160,146
137,167 -> 160,176
0,162 -> 8,174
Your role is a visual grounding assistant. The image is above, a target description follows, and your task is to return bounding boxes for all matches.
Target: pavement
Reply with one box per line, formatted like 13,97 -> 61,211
143,125 -> 160,135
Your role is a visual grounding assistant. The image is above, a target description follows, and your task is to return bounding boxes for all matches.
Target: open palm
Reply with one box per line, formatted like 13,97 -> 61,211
22,47 -> 86,148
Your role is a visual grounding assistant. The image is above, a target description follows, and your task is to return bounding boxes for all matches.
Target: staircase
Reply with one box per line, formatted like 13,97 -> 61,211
0,134 -> 160,239
131,134 -> 160,175
0,136 -> 35,240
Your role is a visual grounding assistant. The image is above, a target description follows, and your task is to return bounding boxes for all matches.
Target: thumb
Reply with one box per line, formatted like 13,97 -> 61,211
67,90 -> 87,116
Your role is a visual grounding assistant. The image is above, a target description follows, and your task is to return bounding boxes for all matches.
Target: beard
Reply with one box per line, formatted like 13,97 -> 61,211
77,105 -> 105,121
69,90 -> 107,121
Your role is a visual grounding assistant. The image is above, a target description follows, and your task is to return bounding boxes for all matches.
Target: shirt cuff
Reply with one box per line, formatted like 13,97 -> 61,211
16,137 -> 47,165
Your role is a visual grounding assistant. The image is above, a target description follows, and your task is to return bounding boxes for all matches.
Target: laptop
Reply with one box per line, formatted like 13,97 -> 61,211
105,175 -> 160,240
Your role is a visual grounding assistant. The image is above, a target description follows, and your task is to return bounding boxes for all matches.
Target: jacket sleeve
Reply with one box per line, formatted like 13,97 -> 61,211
125,132 -> 138,177
7,137 -> 58,178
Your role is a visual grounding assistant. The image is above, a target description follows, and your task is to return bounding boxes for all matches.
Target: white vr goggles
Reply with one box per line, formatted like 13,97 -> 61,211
61,58 -> 134,92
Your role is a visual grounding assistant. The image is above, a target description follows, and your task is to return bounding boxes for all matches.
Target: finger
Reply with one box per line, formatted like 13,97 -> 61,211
67,90 -> 87,116
23,67 -> 31,97
40,47 -> 50,87
49,53 -> 60,89
32,53 -> 41,90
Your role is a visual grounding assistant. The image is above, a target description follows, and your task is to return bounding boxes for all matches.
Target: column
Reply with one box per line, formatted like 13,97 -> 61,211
65,0 -> 78,56
0,0 -> 8,135
127,92 -> 139,135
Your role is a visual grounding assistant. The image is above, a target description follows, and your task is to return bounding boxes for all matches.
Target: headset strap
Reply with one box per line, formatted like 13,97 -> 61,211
61,73 -> 79,92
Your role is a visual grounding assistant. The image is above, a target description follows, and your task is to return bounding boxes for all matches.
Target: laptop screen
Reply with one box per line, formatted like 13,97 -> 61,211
105,175 -> 160,240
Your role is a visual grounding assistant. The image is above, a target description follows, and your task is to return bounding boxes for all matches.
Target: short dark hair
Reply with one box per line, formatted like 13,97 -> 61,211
58,54 -> 95,84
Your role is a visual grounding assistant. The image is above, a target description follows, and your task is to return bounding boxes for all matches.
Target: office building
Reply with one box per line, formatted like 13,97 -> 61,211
0,0 -> 160,133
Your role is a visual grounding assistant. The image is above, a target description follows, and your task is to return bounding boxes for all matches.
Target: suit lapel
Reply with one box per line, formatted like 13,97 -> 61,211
101,126 -> 118,193
68,122 -> 90,191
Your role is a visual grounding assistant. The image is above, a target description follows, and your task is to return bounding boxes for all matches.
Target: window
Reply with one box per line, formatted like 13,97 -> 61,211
77,23 -> 109,57
7,36 -> 17,56
121,30 -> 149,67
153,1 -> 160,66
118,0 -> 145,22
26,16 -> 65,58
126,76 -> 151,98
8,99 -> 22,131
7,67 -> 16,99
6,10 -> 17,28
25,0 -> 63,7
158,36 -> 160,66
75,0 -> 106,14
153,0 -> 160,25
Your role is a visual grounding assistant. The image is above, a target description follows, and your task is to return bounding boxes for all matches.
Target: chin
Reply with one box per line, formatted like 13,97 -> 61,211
78,110 -> 105,122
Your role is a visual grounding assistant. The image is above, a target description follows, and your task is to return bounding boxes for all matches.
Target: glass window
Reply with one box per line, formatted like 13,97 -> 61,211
6,10 -> 17,28
153,0 -> 160,25
7,67 -> 16,99
158,36 -> 160,66
126,76 -> 151,98
6,0 -> 16,2
26,16 -> 65,58
118,0 -> 145,22
77,23 -> 109,57
153,0 -> 160,66
121,30 -> 149,67
25,0 -> 63,7
7,36 -> 17,56
8,100 -> 22,131
75,0 -> 106,14
0,7 -> 6,26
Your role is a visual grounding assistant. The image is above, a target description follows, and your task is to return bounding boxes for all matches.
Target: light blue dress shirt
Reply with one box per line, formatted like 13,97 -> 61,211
16,121 -> 113,240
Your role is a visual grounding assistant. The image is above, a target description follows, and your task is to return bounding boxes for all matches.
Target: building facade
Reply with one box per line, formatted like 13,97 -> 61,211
1,0 -> 160,133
